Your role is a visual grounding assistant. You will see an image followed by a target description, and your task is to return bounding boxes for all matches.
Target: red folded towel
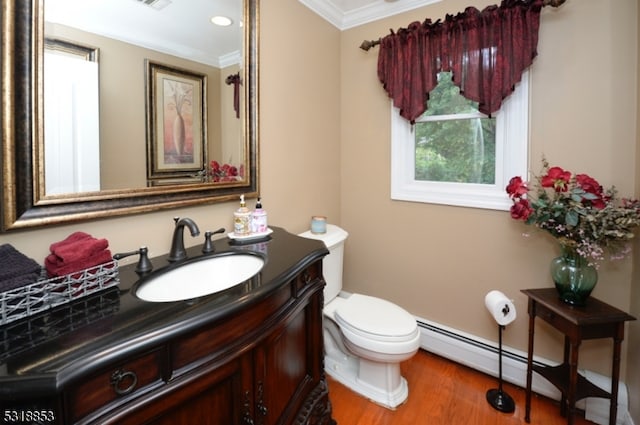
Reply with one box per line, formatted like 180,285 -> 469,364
45,249 -> 113,278
50,237 -> 109,264
49,231 -> 92,253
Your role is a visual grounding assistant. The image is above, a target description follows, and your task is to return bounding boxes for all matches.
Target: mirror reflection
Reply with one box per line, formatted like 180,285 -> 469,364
0,0 -> 258,231
43,0 -> 244,195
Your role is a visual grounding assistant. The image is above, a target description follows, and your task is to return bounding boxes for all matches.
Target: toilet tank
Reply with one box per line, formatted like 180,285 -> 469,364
298,224 -> 349,304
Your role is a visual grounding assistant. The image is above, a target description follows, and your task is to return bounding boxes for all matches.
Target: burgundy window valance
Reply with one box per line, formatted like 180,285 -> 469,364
377,0 -> 544,124
225,72 -> 242,119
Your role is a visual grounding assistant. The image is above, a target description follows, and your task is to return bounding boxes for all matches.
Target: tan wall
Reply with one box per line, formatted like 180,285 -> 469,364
3,0 -> 639,419
628,2 -> 640,423
340,0 -> 638,379
259,0 -> 342,227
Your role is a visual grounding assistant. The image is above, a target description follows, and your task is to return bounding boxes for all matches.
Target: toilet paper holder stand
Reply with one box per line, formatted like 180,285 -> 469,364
486,303 -> 516,413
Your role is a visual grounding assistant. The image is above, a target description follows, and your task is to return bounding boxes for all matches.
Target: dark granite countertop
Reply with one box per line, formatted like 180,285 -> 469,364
0,226 -> 328,399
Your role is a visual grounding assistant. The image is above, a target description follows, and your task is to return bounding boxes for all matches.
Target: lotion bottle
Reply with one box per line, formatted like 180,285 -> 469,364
234,195 -> 251,235
251,197 -> 268,234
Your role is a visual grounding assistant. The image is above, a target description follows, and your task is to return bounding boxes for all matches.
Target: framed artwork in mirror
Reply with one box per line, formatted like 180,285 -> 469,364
145,60 -> 207,181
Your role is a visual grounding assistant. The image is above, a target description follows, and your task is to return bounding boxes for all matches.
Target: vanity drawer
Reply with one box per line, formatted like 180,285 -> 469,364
292,263 -> 322,297
536,305 -> 573,334
67,348 -> 164,423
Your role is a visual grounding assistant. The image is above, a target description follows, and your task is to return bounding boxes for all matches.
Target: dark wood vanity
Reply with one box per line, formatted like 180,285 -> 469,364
0,227 -> 335,425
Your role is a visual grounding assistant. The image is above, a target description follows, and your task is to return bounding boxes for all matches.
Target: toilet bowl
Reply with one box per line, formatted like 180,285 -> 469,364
299,225 -> 421,409
323,293 -> 421,408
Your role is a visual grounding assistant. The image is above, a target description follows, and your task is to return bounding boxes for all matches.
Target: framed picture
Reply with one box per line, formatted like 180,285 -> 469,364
145,60 -> 207,180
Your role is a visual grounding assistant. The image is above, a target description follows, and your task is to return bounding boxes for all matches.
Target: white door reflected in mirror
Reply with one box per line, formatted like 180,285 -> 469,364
44,50 -> 101,194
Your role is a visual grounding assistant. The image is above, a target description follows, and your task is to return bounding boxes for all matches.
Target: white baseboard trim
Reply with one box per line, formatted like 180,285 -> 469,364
416,317 -> 632,425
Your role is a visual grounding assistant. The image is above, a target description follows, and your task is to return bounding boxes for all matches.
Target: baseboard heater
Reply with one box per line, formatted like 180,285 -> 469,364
416,318 -> 633,425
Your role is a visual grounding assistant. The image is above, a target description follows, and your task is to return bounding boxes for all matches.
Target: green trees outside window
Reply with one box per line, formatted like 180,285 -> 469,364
414,72 -> 496,184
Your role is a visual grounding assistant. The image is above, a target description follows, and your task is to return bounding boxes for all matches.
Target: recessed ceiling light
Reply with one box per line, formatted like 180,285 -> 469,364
211,16 -> 233,26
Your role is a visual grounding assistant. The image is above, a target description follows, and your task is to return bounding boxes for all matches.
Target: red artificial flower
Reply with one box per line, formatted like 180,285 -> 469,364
506,176 -> 528,199
510,199 -> 533,221
209,160 -> 240,182
506,158 -> 640,265
576,174 -> 602,195
576,173 -> 606,209
541,166 -> 571,192
220,164 -> 239,181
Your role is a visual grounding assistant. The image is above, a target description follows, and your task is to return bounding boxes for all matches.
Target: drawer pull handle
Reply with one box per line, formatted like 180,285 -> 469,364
110,369 -> 138,396
242,390 -> 254,424
258,403 -> 268,416
257,381 -> 268,417
302,271 -> 311,283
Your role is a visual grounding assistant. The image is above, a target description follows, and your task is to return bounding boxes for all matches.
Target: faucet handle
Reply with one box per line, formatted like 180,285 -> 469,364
113,246 -> 153,274
202,228 -> 226,254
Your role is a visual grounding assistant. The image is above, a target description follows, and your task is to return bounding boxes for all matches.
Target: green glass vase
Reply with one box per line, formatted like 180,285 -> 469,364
550,245 -> 598,306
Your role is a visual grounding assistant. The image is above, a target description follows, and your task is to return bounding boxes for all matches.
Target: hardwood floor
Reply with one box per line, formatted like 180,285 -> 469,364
327,349 -> 597,425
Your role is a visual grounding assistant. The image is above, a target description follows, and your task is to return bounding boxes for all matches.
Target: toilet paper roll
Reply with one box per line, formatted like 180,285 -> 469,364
484,290 -> 517,326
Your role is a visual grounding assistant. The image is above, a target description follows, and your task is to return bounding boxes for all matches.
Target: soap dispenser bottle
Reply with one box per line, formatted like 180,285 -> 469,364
234,194 -> 252,236
252,197 -> 268,234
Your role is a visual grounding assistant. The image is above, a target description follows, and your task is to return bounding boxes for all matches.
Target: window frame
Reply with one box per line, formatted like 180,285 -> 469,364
390,71 -> 530,211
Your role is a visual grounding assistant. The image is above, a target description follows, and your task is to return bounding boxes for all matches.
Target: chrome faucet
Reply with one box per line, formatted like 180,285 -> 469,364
168,217 -> 200,262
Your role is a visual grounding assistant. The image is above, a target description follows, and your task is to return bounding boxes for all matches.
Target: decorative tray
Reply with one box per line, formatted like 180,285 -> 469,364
227,228 -> 273,241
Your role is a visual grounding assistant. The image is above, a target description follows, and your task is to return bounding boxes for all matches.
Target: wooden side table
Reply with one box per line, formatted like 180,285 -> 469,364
522,288 -> 635,425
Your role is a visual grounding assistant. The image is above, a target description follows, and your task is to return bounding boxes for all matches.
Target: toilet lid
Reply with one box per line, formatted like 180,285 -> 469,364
334,294 -> 417,342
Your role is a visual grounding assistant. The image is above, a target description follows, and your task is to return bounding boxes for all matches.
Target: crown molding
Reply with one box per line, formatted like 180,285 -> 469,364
299,0 -> 442,30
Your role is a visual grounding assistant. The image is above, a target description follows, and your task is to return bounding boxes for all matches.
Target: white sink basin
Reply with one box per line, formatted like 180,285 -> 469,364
135,253 -> 265,302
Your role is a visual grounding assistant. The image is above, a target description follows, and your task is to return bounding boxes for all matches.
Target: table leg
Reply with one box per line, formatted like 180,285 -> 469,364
525,304 -> 535,423
560,336 -> 570,417
609,332 -> 623,425
567,338 -> 580,425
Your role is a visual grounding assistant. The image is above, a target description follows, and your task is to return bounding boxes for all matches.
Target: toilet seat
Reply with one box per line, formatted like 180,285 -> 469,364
335,294 -> 418,341
330,294 -> 420,356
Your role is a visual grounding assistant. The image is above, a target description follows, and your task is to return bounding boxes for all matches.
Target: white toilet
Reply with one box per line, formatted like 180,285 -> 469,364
299,224 -> 421,409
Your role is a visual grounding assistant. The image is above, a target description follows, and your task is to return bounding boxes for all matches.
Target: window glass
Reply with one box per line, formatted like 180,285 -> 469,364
391,71 -> 529,211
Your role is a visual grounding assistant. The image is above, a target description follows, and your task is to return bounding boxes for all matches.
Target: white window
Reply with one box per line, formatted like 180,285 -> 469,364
391,71 -> 529,211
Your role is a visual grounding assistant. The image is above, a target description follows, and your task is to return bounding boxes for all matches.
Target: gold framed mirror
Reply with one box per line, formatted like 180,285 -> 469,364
1,0 -> 259,231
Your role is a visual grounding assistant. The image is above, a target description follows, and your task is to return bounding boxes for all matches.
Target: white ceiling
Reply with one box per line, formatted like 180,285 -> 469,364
45,0 -> 243,67
300,0 -> 441,30
44,0 -> 440,68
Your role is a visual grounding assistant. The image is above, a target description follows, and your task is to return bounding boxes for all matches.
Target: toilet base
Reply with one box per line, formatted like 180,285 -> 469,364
324,349 -> 409,409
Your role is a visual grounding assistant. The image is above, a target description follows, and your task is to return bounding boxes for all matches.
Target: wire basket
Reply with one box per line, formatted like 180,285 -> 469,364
0,260 -> 119,326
